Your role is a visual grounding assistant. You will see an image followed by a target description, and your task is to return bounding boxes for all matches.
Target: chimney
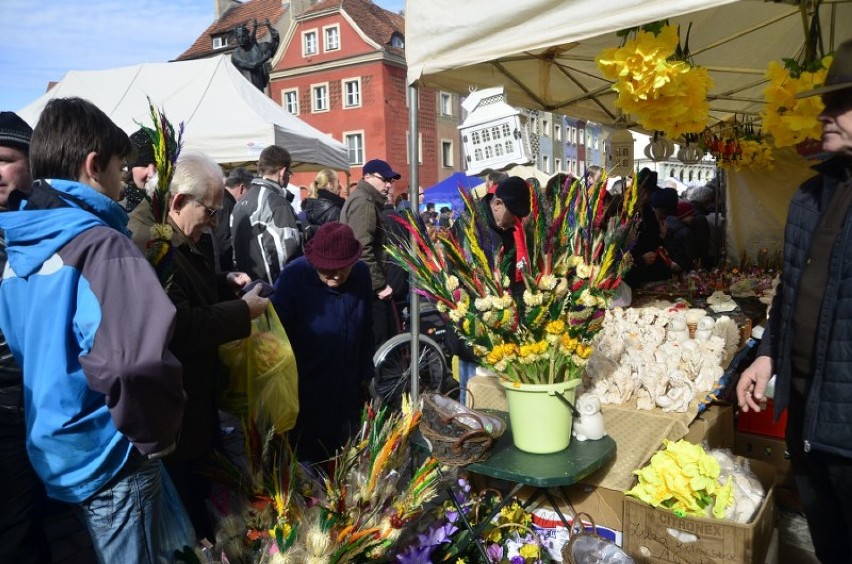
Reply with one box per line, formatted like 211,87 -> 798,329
215,0 -> 239,20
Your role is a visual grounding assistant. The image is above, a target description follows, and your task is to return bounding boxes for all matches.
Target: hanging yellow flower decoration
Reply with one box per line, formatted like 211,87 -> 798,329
719,139 -> 775,171
760,55 -> 832,148
596,25 -> 712,137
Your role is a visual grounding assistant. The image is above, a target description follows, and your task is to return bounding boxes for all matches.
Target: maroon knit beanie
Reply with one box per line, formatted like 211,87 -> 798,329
304,222 -> 363,270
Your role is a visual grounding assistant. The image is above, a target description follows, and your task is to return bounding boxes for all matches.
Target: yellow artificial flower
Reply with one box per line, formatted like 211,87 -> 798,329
538,274 -> 558,291
519,543 -> 541,559
545,320 -> 565,334
712,477 -> 735,519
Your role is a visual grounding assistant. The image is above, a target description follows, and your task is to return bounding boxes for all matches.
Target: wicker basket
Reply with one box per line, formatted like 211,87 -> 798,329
420,392 -> 505,465
420,413 -> 496,466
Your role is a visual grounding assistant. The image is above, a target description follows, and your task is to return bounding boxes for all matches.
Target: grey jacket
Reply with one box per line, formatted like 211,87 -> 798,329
341,179 -> 387,291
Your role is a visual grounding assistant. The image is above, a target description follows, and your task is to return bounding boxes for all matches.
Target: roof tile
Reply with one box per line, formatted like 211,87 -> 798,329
176,0 -> 287,61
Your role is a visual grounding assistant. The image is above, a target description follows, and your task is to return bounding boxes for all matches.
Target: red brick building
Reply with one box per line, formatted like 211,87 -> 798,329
175,0 -> 461,197
269,0 -> 451,195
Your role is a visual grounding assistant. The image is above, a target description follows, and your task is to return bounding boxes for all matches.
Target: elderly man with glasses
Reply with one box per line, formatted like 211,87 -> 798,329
341,158 -> 401,351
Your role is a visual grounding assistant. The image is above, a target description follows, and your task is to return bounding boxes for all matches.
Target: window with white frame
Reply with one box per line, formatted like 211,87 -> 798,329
343,131 -> 364,165
282,89 -> 299,115
555,158 -> 562,171
342,78 -> 361,108
312,83 -> 329,112
570,127 -> 577,144
212,35 -> 228,49
323,24 -> 340,51
441,140 -> 453,167
303,29 -> 318,56
543,155 -> 550,173
554,124 -> 562,141
579,129 -> 585,145
543,119 -> 550,136
439,92 -> 453,116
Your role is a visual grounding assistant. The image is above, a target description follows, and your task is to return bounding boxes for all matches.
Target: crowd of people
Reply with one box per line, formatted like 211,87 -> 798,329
0,40 -> 850,562
0,97 -> 412,561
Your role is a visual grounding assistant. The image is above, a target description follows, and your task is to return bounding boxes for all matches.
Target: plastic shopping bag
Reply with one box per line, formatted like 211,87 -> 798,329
247,304 -> 299,433
218,304 -> 299,433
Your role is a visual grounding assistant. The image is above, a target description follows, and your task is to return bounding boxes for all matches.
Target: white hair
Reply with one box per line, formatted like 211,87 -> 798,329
170,151 -> 223,199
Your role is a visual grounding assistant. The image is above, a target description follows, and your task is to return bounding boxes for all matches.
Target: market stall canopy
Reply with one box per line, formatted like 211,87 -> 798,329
423,172 -> 484,210
17,55 -> 349,172
405,0 -> 852,131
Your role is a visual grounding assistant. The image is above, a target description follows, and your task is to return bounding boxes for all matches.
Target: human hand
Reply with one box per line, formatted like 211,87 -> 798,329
241,285 -> 270,319
226,271 -> 251,293
377,285 -> 393,300
641,251 -> 657,265
736,355 -> 772,413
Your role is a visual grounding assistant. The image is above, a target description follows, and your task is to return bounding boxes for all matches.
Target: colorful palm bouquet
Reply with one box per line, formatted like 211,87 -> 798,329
386,173 -> 640,385
136,97 -> 184,288
196,398 -> 441,563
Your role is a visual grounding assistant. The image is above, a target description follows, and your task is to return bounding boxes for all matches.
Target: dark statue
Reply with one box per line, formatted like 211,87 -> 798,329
231,19 -> 280,91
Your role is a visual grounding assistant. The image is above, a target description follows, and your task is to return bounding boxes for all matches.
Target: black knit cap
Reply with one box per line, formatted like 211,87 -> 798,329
304,222 -> 363,270
493,176 -> 531,218
0,111 -> 33,153
127,128 -> 155,168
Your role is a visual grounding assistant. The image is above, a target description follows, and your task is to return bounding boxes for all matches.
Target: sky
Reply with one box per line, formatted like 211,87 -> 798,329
0,0 -> 406,112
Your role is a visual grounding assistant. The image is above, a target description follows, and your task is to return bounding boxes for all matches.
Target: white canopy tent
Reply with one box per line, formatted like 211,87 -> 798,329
404,0 -> 852,255
406,0 -> 851,130
18,55 -> 349,172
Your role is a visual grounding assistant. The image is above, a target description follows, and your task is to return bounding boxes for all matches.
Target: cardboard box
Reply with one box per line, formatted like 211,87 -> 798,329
622,459 -> 776,563
683,403 -> 734,448
733,431 -> 793,487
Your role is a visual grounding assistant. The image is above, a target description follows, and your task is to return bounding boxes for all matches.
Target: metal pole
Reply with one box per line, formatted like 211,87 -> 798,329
407,85 -> 421,403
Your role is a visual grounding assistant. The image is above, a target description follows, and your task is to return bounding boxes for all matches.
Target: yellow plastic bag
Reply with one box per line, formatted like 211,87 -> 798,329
218,304 -> 299,432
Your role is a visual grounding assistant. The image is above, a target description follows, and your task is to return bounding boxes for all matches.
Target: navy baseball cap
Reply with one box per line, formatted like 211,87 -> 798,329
363,159 -> 401,181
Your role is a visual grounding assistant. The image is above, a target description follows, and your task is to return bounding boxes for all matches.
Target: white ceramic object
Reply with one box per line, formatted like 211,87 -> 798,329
571,394 -> 607,441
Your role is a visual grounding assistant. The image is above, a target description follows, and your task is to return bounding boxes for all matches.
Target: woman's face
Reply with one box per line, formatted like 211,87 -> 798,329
317,264 -> 354,288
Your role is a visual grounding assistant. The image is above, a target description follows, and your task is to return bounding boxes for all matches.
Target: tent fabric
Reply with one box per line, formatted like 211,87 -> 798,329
405,0 -> 851,130
423,172 -> 483,210
17,55 -> 349,172
725,148 -> 811,258
404,0 -> 852,255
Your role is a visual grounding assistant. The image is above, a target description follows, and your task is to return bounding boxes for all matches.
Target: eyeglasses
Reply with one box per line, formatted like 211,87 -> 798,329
370,174 -> 394,184
190,197 -> 221,218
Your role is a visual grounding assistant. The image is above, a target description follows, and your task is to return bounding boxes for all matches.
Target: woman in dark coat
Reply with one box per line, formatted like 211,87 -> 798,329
303,169 -> 345,241
271,222 -> 373,463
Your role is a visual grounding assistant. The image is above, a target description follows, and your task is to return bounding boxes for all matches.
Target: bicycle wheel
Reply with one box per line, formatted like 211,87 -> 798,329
371,333 -> 448,408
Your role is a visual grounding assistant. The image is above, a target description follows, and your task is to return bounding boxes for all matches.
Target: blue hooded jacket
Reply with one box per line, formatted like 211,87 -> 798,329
0,179 -> 185,503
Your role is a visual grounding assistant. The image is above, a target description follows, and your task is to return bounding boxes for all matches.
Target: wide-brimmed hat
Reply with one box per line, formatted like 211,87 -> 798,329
796,39 -> 852,98
305,222 -> 363,270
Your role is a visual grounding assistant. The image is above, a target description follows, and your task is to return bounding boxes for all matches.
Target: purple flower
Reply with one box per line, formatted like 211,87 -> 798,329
485,543 -> 504,562
396,544 -> 435,564
445,509 -> 459,524
418,522 -> 458,546
510,556 -> 525,564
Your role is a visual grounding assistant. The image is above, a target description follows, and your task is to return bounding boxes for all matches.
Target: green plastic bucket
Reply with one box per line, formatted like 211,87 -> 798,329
500,379 -> 582,453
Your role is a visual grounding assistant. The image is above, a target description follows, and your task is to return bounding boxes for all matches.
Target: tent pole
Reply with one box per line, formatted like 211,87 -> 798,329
408,85 -> 421,404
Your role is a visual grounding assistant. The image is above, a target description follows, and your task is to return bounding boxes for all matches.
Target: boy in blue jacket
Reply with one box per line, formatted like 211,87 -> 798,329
0,97 -> 190,562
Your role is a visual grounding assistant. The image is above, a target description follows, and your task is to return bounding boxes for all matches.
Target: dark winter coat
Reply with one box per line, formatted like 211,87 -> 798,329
759,156 -> 852,458
304,189 -> 344,240
340,180 -> 387,291
165,218 -> 252,462
271,257 -> 373,461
